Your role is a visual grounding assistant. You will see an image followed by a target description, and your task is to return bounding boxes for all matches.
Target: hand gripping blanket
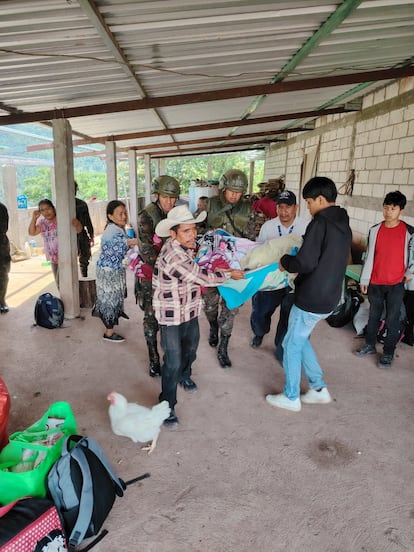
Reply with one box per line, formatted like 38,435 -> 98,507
197,232 -> 301,309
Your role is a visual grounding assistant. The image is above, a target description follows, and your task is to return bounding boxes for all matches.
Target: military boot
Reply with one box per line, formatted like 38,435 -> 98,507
208,320 -> 219,347
217,334 -> 232,368
147,340 -> 161,377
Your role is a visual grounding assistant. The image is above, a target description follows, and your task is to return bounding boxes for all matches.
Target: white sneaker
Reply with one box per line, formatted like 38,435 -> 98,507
301,387 -> 332,404
265,393 -> 301,412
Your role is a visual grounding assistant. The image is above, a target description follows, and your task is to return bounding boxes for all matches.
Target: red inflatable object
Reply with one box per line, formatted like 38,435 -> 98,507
0,379 -> 10,450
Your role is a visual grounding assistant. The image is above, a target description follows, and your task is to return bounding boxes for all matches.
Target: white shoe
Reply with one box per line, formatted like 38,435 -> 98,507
265,393 -> 301,412
301,387 -> 332,404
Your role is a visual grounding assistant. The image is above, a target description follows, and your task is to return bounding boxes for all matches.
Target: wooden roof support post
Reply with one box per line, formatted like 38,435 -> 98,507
52,118 -> 80,318
128,149 -> 138,234
249,161 -> 255,195
144,154 -> 151,206
2,165 -> 20,249
105,141 -> 117,201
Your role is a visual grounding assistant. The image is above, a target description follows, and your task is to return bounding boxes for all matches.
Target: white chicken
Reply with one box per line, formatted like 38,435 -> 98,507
107,392 -> 170,454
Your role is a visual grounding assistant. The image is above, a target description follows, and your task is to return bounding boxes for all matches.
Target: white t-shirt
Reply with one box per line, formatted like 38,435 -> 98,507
258,215 -> 309,242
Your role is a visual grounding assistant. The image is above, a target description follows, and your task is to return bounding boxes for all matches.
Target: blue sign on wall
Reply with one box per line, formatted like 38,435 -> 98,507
17,194 -> 28,209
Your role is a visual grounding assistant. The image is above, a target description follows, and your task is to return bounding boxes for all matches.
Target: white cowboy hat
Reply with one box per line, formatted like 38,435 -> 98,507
155,204 -> 207,237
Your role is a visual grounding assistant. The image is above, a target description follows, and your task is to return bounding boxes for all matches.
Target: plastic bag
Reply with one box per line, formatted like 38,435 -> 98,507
0,401 -> 77,506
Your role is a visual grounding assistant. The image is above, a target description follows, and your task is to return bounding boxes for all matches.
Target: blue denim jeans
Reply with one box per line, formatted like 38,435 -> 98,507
159,318 -> 200,409
282,305 -> 330,400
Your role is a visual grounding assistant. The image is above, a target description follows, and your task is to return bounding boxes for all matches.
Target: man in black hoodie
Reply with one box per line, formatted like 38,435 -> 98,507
266,177 -> 352,412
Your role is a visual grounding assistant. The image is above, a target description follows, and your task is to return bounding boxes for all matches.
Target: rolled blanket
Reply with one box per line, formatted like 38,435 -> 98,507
240,234 -> 303,270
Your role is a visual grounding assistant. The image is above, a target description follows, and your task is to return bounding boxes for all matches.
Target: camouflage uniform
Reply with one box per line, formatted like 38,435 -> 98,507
135,176 -> 180,377
203,170 -> 257,368
0,202 -> 11,314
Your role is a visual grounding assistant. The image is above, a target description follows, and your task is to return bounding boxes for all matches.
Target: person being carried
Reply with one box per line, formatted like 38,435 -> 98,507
353,191 -> 414,368
153,205 -> 244,426
266,176 -> 352,412
250,190 -> 309,353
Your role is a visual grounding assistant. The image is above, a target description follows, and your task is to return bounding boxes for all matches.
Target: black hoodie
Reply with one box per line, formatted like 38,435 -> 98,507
280,205 -> 352,314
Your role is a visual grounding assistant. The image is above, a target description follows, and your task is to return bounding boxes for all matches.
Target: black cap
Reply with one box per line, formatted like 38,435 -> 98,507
276,190 -> 296,205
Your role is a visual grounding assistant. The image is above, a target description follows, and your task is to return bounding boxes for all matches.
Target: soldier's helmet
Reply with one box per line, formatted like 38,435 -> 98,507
219,169 -> 248,193
151,175 -> 180,198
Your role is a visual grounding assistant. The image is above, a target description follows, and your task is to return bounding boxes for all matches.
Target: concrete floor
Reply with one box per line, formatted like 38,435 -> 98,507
1,248 -> 413,551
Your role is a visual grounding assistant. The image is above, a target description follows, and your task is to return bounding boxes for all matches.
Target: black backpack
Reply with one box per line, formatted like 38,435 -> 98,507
34,292 -> 64,329
47,435 -> 149,551
326,287 -> 364,328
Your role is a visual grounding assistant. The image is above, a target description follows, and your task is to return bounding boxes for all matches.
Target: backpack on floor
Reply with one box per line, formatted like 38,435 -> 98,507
47,434 -> 149,551
34,293 -> 64,329
0,497 -> 67,551
326,287 -> 364,328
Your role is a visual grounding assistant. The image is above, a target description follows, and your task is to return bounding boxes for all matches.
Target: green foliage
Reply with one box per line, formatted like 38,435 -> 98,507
21,168 -> 52,206
74,172 -> 107,201
163,154 -> 264,194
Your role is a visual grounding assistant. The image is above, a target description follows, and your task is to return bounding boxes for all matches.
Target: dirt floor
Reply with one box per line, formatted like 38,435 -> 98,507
1,249 -> 413,552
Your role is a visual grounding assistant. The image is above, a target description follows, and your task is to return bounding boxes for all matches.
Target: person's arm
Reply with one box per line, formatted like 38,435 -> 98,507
72,218 -> 83,234
164,247 -> 244,287
280,218 -> 324,274
28,210 -> 42,236
138,210 -> 159,266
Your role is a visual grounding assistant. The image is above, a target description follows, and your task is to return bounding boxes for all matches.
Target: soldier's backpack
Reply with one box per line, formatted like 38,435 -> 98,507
34,293 -> 64,329
47,435 -> 149,551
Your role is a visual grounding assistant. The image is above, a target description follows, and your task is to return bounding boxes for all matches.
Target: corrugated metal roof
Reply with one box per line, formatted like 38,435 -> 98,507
0,0 -> 413,157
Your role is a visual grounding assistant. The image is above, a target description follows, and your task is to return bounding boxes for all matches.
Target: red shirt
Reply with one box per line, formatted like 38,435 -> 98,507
252,196 -> 277,219
371,222 -> 406,285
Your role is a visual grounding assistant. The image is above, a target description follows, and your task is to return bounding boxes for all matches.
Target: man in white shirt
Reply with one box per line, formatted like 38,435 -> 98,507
250,190 -> 309,354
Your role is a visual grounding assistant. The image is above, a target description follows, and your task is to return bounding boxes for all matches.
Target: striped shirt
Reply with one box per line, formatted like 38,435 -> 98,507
153,238 -> 229,326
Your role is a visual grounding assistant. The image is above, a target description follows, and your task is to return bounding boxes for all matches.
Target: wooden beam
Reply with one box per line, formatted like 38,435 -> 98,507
3,66 -> 413,126
26,107 -> 354,152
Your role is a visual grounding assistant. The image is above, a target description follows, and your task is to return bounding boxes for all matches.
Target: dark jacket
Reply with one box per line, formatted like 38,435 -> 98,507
280,205 -> 352,314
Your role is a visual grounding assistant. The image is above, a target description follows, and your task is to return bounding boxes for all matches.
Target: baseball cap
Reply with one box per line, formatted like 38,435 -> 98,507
276,190 -> 296,205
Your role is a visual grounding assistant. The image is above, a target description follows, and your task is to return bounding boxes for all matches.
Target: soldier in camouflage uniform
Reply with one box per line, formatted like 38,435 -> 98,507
135,175 -> 180,377
0,202 -> 11,314
204,169 -> 256,368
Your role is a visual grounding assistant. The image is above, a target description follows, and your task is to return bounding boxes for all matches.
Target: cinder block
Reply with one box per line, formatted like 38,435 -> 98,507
392,122 -> 409,139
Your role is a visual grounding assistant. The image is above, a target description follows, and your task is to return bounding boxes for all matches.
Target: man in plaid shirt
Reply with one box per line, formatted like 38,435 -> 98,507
153,205 -> 244,427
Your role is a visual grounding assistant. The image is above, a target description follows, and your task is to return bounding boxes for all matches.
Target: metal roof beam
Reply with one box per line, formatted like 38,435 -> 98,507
3,66 -> 412,126
240,0 -> 364,121
25,106 -> 356,151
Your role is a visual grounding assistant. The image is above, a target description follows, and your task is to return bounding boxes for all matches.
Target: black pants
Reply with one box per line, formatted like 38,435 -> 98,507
404,290 -> 414,343
366,282 -> 405,355
250,287 -> 290,338
159,318 -> 199,409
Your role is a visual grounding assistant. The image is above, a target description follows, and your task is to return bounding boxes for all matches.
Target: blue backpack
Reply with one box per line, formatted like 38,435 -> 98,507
34,292 -> 64,329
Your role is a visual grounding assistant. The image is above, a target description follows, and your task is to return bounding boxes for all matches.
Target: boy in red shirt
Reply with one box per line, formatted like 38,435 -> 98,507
354,191 -> 414,368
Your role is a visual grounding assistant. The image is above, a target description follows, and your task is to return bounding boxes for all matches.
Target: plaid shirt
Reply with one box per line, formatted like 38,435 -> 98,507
153,238 -> 229,326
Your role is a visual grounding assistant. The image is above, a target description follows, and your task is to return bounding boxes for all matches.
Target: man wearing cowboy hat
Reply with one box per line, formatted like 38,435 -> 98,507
153,205 -> 244,427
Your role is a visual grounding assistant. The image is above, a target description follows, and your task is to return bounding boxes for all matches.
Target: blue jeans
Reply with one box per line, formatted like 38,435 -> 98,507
282,305 -> 330,400
159,318 -> 200,409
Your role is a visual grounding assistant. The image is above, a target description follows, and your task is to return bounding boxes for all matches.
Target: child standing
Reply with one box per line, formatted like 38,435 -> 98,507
354,191 -> 414,368
28,199 -> 59,286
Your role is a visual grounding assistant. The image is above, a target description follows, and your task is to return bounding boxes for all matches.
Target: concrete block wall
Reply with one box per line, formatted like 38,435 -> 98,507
264,76 -> 414,252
